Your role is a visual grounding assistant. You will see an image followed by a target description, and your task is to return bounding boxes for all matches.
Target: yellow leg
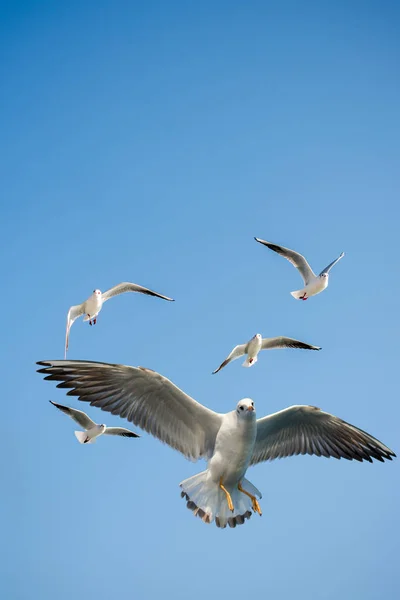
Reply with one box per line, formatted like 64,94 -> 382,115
238,482 -> 262,516
219,477 -> 234,512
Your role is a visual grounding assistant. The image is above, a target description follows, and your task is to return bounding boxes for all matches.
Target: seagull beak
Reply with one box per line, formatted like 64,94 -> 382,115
247,406 -> 254,412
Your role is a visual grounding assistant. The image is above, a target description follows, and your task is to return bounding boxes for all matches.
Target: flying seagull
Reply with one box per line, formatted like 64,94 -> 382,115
212,333 -> 321,374
38,360 -> 395,529
254,238 -> 344,300
65,282 -> 174,358
49,400 -> 140,443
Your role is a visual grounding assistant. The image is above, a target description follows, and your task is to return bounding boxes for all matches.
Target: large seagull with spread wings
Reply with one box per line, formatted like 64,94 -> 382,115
37,360 -> 395,529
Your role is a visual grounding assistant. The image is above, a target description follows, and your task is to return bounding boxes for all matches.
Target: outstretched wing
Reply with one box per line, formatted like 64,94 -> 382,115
49,400 -> 96,430
254,238 -> 316,285
319,252 -> 345,276
38,360 -> 222,461
65,304 -> 85,359
101,282 -> 174,303
212,344 -> 247,374
251,405 -> 395,465
104,427 -> 140,438
261,337 -> 321,351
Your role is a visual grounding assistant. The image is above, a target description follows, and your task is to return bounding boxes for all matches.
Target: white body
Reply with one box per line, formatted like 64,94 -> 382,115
291,274 -> 329,300
209,407 -> 257,485
242,334 -> 262,367
82,291 -> 103,321
75,424 -> 106,444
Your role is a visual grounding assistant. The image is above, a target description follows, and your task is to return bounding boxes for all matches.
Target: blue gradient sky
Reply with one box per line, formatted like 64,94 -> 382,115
1,1 -> 399,598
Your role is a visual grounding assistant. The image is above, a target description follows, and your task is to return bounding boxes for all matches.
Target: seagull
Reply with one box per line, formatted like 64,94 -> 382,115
38,361 -> 395,528
65,282 -> 174,358
212,333 -> 321,374
254,238 -> 344,300
49,400 -> 140,443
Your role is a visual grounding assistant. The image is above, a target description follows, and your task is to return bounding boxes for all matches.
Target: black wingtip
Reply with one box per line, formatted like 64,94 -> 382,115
254,237 -> 270,246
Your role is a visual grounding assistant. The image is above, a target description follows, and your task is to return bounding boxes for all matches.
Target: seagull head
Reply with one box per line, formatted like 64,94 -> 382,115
92,289 -> 102,296
320,273 -> 328,280
236,398 -> 255,417
253,333 -> 262,340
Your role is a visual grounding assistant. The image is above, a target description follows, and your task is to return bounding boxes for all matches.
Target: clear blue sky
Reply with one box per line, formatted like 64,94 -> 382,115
1,1 -> 399,598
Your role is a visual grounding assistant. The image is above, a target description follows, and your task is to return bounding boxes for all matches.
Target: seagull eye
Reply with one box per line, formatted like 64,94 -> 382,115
240,406 -> 244,411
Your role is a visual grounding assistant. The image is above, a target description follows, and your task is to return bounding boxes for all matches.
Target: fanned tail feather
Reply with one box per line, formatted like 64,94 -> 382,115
179,471 -> 262,529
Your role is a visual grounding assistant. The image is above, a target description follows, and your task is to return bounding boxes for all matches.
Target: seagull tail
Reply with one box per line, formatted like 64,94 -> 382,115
179,471 -> 262,529
74,431 -> 93,444
290,289 -> 304,300
242,356 -> 257,368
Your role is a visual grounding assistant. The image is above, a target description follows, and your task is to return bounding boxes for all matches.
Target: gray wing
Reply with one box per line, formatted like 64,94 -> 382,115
212,344 -> 247,374
104,427 -> 140,438
38,361 -> 222,461
319,252 -> 345,276
101,282 -> 174,303
49,400 -> 96,430
261,337 -> 321,351
251,405 -> 395,465
254,238 -> 316,285
65,303 -> 85,359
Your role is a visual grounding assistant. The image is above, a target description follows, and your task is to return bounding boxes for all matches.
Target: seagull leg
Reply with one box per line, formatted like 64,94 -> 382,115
219,478 -> 234,512
238,482 -> 262,516
93,318 -> 97,325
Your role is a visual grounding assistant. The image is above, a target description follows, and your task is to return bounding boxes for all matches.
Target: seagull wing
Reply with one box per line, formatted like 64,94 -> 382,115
65,303 -> 85,359
49,400 -> 96,430
38,360 -> 222,461
251,405 -> 395,465
261,337 -> 321,351
101,282 -> 174,303
319,252 -> 345,276
104,427 -> 140,438
212,344 -> 247,374
254,238 -> 316,285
